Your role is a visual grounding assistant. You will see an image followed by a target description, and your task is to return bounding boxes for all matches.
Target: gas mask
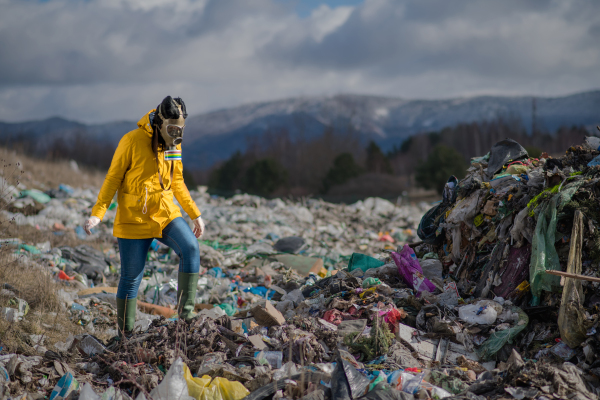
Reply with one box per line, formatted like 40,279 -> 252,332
155,96 -> 187,151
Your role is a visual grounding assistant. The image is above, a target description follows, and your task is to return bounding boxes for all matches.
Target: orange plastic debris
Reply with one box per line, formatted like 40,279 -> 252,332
58,270 -> 74,280
378,234 -> 395,243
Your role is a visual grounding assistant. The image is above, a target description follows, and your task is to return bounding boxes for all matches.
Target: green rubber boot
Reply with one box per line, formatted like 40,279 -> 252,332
177,272 -> 199,321
116,297 -> 137,336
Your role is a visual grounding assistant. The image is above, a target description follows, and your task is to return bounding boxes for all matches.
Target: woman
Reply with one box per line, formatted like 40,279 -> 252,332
85,96 -> 204,335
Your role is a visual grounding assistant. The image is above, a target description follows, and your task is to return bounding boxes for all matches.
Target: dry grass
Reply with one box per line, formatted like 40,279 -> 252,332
0,248 -> 60,311
0,248 -> 85,353
0,146 -> 106,190
0,146 -> 112,355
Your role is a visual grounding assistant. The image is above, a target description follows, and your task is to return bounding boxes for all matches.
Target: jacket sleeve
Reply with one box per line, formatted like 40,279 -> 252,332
91,135 -> 132,220
172,160 -> 201,220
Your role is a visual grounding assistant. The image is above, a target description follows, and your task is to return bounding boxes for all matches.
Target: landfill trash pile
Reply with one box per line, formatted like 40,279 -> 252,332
1,136 -> 600,399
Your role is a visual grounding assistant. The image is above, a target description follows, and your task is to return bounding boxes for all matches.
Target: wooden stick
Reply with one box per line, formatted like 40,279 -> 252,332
545,270 -> 600,283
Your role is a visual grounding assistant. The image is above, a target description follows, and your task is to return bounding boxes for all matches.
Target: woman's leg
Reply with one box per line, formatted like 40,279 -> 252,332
117,237 -> 153,334
157,217 -> 200,273
157,217 -> 200,320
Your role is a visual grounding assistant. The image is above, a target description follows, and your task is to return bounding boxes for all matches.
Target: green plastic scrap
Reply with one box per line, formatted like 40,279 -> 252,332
347,253 -> 385,273
200,240 -> 247,252
428,370 -> 469,395
491,173 -> 512,180
362,277 -> 382,288
476,306 -> 528,361
529,181 -> 584,303
526,184 -> 561,217
19,189 -> 51,204
473,214 -> 484,227
471,152 -> 490,164
17,244 -> 41,255
368,371 -> 387,392
217,303 -> 237,316
421,252 -> 439,260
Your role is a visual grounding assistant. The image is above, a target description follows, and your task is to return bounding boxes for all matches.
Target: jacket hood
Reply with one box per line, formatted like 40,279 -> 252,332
137,109 -> 156,136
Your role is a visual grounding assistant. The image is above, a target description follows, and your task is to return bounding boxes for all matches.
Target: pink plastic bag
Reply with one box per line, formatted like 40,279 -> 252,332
391,245 -> 436,297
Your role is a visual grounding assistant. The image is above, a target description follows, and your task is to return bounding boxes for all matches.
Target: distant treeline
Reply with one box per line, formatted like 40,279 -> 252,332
0,118 -> 591,198
390,118 -> 588,178
205,118 -> 590,198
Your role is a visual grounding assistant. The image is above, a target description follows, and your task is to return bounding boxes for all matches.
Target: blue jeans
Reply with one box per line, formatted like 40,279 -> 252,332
116,217 -> 200,300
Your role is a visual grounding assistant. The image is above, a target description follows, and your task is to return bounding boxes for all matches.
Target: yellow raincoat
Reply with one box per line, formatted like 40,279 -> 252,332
91,110 -> 201,239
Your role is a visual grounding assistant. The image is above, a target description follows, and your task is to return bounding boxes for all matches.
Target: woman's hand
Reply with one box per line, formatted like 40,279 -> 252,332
84,216 -> 101,235
192,216 -> 205,238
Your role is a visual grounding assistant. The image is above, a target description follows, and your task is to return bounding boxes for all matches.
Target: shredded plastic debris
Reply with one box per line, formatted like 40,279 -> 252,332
1,137 -> 600,399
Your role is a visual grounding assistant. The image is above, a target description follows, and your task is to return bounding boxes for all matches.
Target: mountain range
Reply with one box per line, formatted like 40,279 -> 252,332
1,90 -> 599,170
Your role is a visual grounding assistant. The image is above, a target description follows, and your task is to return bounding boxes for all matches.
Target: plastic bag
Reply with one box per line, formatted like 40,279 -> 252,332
19,189 -> 52,204
417,203 -> 448,245
458,300 -> 501,325
486,138 -> 528,179
530,181 -> 583,304
78,383 -> 100,400
388,371 -> 424,394
100,387 -> 131,400
184,364 -> 211,399
362,277 -> 382,288
150,358 -> 194,400
446,190 -> 484,228
391,245 -> 436,297
442,176 -> 459,204
583,136 -> 600,151
331,358 -> 370,400
183,363 -> 249,400
368,371 -> 388,391
506,164 -> 528,175
426,370 -> 467,396
509,208 -> 530,244
254,351 -> 283,369
476,306 -> 528,361
381,307 -> 406,333
526,168 -> 544,190
348,253 -> 385,273
209,377 -> 250,400
273,361 -> 299,381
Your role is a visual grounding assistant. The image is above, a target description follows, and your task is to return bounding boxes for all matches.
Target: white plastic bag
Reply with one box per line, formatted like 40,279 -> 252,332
583,136 -> 600,151
149,357 -> 194,400
273,361 -> 299,380
459,300 -> 501,325
446,191 -> 483,227
80,383 -> 101,400
510,208 -> 531,244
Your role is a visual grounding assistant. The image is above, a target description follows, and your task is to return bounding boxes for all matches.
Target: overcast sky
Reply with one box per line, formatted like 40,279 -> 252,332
0,0 -> 599,123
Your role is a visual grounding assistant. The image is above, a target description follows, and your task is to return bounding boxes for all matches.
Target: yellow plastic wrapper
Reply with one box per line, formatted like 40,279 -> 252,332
183,364 -> 211,398
210,377 -> 250,400
359,287 -> 376,298
506,164 -> 528,175
183,363 -> 250,400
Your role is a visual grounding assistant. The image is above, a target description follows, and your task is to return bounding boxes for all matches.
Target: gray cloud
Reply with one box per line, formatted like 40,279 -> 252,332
0,0 -> 598,122
261,0 -> 600,78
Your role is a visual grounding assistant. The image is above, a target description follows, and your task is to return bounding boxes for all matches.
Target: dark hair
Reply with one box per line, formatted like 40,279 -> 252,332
152,96 -> 187,154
